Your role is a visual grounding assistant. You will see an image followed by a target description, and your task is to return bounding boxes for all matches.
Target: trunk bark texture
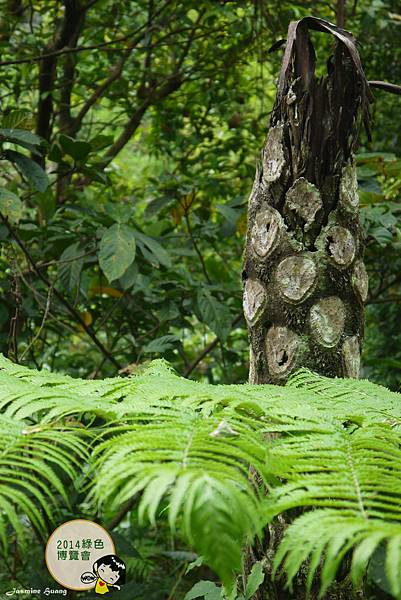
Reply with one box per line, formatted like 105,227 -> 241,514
243,17 -> 373,599
243,18 -> 372,386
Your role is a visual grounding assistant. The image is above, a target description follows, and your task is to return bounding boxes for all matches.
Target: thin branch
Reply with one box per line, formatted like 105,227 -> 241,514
184,313 -> 244,378
367,274 -> 401,303
89,321 -> 124,379
184,207 -> 212,285
175,7 -> 207,71
20,285 -> 52,361
369,81 -> 401,96
103,9 -> 205,164
36,0 -> 86,144
8,258 -> 21,363
105,495 -> 138,530
73,0 -> 174,129
73,45 -> 134,129
0,32 -> 143,68
94,293 -> 126,334
336,0 -> 346,27
366,296 -> 401,305
36,250 -> 95,268
0,0 -> 174,68
1,215 -> 122,370
103,98 -> 153,161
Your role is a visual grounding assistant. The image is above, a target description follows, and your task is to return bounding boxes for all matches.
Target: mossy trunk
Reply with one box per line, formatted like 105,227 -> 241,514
243,17 -> 372,599
243,18 -> 371,386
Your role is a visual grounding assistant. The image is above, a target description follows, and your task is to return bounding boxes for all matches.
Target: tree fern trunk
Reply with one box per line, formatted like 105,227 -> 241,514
243,18 -> 371,386
243,17 -> 372,599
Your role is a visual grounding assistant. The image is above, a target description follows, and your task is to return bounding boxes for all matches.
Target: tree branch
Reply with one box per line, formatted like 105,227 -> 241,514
184,313 -> 244,378
1,215 -> 122,370
105,495 -> 138,531
368,80 -> 401,96
103,97 -> 154,162
184,207 -> 212,285
36,0 -> 86,145
72,45 -> 134,130
336,0 -> 346,27
20,285 -> 53,361
0,31 -> 142,67
102,9 -> 206,164
0,0 -> 174,68
72,0 -> 173,129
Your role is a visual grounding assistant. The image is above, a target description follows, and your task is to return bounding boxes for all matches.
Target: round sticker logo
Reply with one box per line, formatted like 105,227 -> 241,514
45,520 -> 115,591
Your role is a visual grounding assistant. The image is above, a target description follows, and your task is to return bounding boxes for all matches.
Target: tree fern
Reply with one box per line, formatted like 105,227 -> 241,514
1,357 -> 401,597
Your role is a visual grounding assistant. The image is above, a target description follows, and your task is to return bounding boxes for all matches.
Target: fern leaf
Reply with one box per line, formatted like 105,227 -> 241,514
1,355 -> 401,597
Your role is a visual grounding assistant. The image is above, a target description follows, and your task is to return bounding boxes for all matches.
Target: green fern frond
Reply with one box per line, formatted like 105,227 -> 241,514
92,415 -> 269,587
0,413 -> 89,552
1,356 -> 401,597
288,368 -> 401,424
268,423 -> 401,597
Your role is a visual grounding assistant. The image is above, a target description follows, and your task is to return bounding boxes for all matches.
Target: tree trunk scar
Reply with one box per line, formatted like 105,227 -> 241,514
309,296 -> 345,347
243,279 -> 267,325
276,256 -> 317,303
265,325 -> 300,378
342,335 -> 361,378
262,125 -> 286,184
251,207 -> 285,259
352,260 -> 369,303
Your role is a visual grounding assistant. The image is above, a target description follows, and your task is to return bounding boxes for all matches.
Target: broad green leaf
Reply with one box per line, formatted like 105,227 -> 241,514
184,581 -> 222,600
358,178 -> 382,194
89,134 -> 114,150
143,335 -> 180,353
185,555 -> 204,574
1,110 -> 35,130
134,230 -> 172,268
371,226 -> 393,246
119,262 -> 138,290
379,212 -> 397,228
59,134 -> 91,161
197,290 -> 231,342
245,561 -> 265,599
58,243 -> 84,293
81,164 -> 108,184
99,223 -> 136,282
163,550 -> 198,561
0,188 -> 23,222
35,189 -> 56,222
105,203 -> 131,224
187,9 -> 199,22
0,128 -> 42,147
217,204 -> 240,225
5,150 -> 49,192
356,151 -> 397,162
357,166 -> 377,178
48,142 -> 63,162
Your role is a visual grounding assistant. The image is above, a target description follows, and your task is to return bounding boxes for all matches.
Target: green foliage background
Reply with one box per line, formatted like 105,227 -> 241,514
0,0 -> 399,387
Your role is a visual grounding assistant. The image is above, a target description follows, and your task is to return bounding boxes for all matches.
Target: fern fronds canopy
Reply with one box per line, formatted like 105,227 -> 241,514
1,356 -> 401,597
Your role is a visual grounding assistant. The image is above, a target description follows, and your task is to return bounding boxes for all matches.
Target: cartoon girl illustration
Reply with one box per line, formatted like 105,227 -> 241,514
81,554 -> 126,594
